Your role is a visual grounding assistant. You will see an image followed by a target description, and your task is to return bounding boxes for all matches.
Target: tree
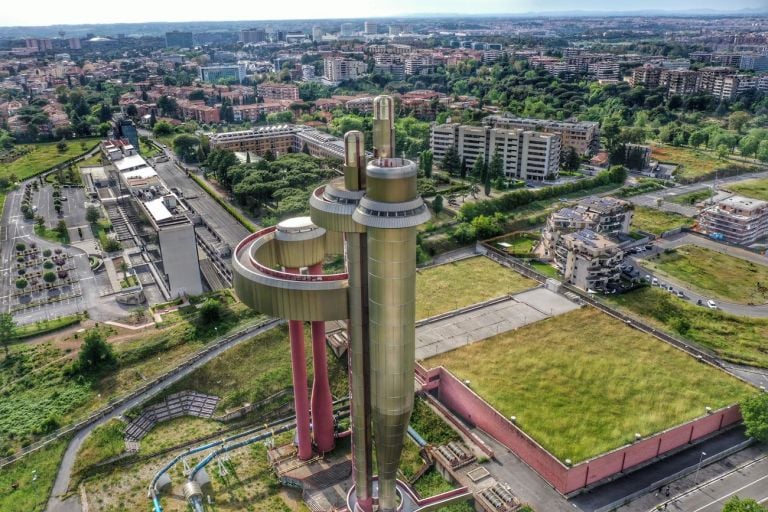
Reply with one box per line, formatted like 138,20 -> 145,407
173,134 -> 201,162
741,392 -> 768,443
460,156 -> 468,179
562,146 -> 581,171
76,328 -> 116,375
484,172 -> 492,196
717,144 -> 729,160
432,194 -> 444,214
489,151 -> 504,181
728,111 -> 750,133
199,298 -> 224,325
85,206 -> 101,224
0,313 -> 16,359
56,140 -> 68,153
15,278 -> 28,290
442,145 -> 461,176
153,120 -> 174,137
739,136 -> 761,160
56,220 -> 68,239
420,150 -> 433,179
601,117 -> 621,149
722,497 -> 767,512
35,215 -> 45,229
472,155 -> 486,181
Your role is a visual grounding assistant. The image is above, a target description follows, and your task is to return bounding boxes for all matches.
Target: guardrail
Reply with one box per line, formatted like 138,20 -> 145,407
0,318 -> 282,469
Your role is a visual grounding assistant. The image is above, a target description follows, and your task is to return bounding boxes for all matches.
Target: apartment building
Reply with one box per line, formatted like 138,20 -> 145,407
431,123 -> 561,181
484,115 -> 600,156
256,82 -> 300,101
322,57 -> 366,85
404,54 -> 434,76
699,195 -> 768,245
555,229 -> 624,291
660,69 -> 699,96
629,65 -> 662,88
697,67 -> 735,94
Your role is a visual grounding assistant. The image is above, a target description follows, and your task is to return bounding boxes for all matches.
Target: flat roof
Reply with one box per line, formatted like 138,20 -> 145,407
144,197 -> 173,222
720,195 -> 768,211
123,167 -> 157,180
114,154 -> 150,172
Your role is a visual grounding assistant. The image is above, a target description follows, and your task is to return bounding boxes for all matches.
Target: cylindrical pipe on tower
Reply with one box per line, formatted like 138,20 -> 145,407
285,268 -> 313,461
373,96 -> 395,159
309,264 -> 335,453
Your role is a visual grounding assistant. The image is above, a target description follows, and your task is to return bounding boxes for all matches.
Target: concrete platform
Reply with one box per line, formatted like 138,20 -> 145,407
416,288 -> 579,360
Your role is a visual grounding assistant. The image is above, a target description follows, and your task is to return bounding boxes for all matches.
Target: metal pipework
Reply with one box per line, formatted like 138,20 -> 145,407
373,96 -> 395,159
344,130 -> 367,191
353,155 -> 430,511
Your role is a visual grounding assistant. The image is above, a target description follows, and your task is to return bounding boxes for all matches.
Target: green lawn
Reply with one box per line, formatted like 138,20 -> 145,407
73,419 -> 126,475
34,224 -> 69,244
606,286 -> 768,368
652,145 -> 750,183
0,437 -> 70,512
415,257 -> 536,320
642,245 -> 768,304
725,178 -> 768,202
0,139 -> 99,182
665,189 -> 712,205
424,307 -> 753,463
530,261 -> 561,279
490,232 -> 540,256
12,314 -> 81,340
631,206 -> 694,235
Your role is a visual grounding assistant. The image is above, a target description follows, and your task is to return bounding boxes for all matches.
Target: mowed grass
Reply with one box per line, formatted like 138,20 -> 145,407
631,206 -> 694,235
725,178 -> 768,202
424,307 -> 753,463
643,245 -> 768,304
607,286 -> 768,368
1,139 -> 99,181
415,257 -> 535,320
0,437 -> 70,512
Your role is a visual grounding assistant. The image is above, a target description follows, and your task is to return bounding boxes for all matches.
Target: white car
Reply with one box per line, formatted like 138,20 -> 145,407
707,300 -> 718,309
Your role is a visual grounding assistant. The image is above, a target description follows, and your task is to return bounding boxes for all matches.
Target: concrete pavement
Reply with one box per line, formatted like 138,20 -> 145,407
45,320 -> 282,512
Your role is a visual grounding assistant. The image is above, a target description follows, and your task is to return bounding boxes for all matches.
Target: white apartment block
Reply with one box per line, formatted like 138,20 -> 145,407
555,229 -> 624,291
322,57 -> 366,85
431,123 -> 560,181
483,115 -> 599,156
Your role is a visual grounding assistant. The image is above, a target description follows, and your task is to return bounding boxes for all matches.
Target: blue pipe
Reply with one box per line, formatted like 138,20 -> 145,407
152,496 -> 162,512
408,426 -> 427,447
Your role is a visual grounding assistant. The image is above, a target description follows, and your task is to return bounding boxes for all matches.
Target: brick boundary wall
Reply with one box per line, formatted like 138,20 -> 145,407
424,365 -> 742,495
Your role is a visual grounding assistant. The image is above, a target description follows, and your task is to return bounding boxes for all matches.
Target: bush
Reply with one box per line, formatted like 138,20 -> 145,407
15,243 -> 25,252
43,249 -> 52,257
101,237 -> 122,253
742,393 -> 768,443
43,260 -> 54,269
199,298 -> 224,325
74,329 -> 117,376
15,279 -> 28,289
43,272 -> 56,283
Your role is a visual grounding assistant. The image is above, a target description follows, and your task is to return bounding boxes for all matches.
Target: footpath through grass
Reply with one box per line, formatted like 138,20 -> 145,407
606,286 -> 768,368
415,256 -> 535,320
642,245 -> 768,304
424,307 -> 753,463
631,206 -> 694,235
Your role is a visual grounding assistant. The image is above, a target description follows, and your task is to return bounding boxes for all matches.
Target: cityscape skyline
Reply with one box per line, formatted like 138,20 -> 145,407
3,0 -> 768,27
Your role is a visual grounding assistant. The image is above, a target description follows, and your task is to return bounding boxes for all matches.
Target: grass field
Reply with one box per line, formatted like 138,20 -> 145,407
0,139 -> 100,182
666,189 -> 712,206
642,245 -> 768,304
489,232 -> 540,256
415,257 -> 535,320
652,145 -> 749,183
424,307 -> 753,463
606,286 -> 768,368
725,178 -> 768,202
0,437 -> 70,512
631,206 -> 694,235
73,419 -> 126,475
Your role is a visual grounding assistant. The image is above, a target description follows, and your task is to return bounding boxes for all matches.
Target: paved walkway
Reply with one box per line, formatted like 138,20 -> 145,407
46,320 -> 282,512
415,288 -> 579,360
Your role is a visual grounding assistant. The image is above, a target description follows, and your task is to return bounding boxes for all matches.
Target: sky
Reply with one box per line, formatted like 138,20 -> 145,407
2,0 -> 766,26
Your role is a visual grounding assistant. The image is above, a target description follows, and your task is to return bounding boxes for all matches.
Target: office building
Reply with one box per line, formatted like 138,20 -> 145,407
199,64 -> 246,83
699,195 -> 768,245
165,31 -> 194,48
239,28 -> 266,44
364,21 -> 378,35
340,22 -> 356,37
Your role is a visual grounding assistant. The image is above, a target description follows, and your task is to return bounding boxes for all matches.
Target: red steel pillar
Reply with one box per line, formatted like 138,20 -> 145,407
309,263 -> 335,453
286,267 -> 313,460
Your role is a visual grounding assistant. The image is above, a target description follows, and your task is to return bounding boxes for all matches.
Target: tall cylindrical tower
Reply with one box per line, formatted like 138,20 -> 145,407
353,96 -> 430,510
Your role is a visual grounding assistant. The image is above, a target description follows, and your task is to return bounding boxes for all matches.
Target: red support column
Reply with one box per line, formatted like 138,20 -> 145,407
286,267 -> 313,460
309,263 -> 335,453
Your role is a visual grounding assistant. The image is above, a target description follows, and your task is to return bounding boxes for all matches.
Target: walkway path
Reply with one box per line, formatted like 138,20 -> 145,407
45,320 -> 282,512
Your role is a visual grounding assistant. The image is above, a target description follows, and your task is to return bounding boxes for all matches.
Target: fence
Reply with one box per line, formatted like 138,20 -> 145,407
0,318 -> 282,469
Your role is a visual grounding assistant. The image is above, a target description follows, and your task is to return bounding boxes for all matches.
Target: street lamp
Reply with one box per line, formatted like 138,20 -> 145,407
693,451 -> 707,484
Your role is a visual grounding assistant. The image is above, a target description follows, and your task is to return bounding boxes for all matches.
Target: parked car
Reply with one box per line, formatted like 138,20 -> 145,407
645,244 -> 654,250
707,300 -> 718,309
677,291 -> 686,298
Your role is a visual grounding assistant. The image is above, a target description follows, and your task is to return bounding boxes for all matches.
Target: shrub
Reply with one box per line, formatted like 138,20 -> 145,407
43,249 -> 52,257
199,298 -> 224,325
43,271 -> 56,283
17,268 -> 25,275
57,270 -> 68,279
15,243 -> 25,252
74,328 -> 117,376
43,260 -> 54,269
15,278 -> 28,289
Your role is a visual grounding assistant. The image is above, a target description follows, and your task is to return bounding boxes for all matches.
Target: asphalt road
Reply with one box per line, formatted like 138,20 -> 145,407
46,319 -> 282,512
628,169 -> 768,218
658,454 -> 768,512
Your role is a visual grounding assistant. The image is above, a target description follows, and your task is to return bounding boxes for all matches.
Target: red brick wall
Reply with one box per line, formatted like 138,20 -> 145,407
430,366 -> 743,494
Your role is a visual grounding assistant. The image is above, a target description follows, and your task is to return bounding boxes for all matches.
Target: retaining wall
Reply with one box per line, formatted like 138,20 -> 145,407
425,365 -> 742,495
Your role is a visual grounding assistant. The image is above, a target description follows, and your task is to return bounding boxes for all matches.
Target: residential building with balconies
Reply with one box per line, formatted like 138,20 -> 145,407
699,195 -> 768,245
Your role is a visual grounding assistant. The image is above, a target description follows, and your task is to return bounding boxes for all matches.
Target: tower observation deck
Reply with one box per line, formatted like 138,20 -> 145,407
233,95 -> 430,511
